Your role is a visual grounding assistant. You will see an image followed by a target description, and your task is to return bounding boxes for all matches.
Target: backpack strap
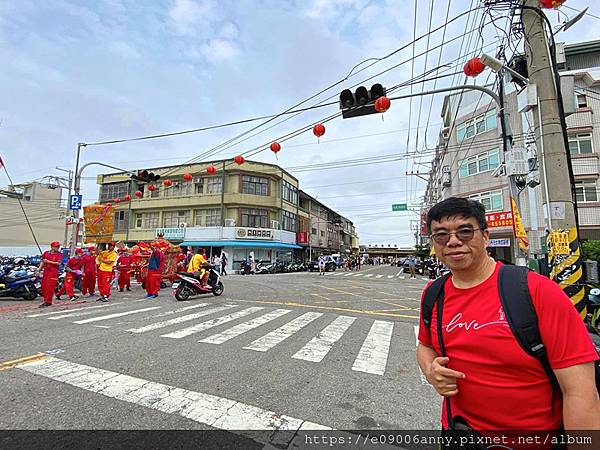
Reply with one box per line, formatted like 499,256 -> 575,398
421,273 -> 452,333
498,265 -> 560,395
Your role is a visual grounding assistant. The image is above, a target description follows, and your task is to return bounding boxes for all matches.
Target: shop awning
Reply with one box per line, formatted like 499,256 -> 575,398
180,240 -> 302,250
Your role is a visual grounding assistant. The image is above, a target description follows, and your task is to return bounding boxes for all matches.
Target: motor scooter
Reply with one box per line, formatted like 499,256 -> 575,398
172,265 -> 224,301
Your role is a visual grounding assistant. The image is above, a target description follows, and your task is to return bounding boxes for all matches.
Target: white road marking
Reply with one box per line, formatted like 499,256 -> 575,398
292,316 -> 356,363
161,307 -> 264,339
27,304 -> 112,318
19,357 -> 331,439
126,304 -> 237,334
353,273 -> 363,277
131,303 -> 209,321
73,307 -> 161,324
352,320 -> 394,376
199,309 -> 292,345
244,312 -> 323,352
396,270 -> 403,277
364,274 -> 374,278
343,273 -> 354,277
400,276 -> 406,280
334,272 -> 344,276
414,325 -> 429,385
387,275 -> 394,279
93,325 -> 111,329
375,275 -> 384,279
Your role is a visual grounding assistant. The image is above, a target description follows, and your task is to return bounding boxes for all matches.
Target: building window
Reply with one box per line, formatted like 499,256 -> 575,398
569,133 -> 593,155
163,181 -> 191,197
207,177 -> 222,194
575,180 -> 598,203
135,214 -> 143,229
469,190 -> 503,212
282,180 -> 298,205
457,109 -> 497,142
99,182 -> 129,203
142,212 -> 160,229
242,175 -> 268,196
459,149 -> 500,178
282,210 -> 297,232
206,208 -> 221,226
114,210 -> 129,231
194,178 -> 204,194
163,210 -> 190,227
241,208 -> 268,228
576,93 -> 588,108
311,227 -> 317,235
320,230 -> 325,237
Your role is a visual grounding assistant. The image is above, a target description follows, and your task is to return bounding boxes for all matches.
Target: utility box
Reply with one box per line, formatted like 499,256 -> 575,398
585,260 -> 599,283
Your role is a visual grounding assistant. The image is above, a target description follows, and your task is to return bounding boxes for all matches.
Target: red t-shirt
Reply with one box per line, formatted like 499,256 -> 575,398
42,251 -> 62,274
418,262 -> 597,431
117,255 -> 132,270
81,254 -> 96,273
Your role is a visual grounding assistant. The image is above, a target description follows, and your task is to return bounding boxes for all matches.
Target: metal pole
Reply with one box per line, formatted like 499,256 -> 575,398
125,179 -> 133,243
220,160 -> 226,226
57,167 -> 73,248
70,142 -> 85,256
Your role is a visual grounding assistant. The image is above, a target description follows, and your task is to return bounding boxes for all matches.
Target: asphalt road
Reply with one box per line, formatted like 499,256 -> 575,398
0,265 -> 441,446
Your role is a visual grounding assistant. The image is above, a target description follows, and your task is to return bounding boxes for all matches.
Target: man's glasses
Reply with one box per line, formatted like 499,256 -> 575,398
430,227 -> 484,245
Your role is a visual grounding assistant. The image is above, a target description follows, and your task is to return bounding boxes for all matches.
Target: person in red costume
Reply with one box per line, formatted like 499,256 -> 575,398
145,242 -> 164,298
81,246 -> 97,297
117,248 -> 132,292
56,248 -> 84,301
36,241 -> 63,307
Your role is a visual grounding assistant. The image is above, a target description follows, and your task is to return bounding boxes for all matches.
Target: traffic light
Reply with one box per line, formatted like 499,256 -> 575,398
131,170 -> 161,183
339,83 -> 386,119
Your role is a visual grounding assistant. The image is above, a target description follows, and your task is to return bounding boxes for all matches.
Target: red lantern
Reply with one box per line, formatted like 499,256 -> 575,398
464,57 -> 485,78
234,155 -> 245,165
148,184 -> 157,192
374,96 -> 391,113
207,165 -> 217,174
135,191 -> 143,198
113,198 -> 121,204
183,173 -> 193,182
270,142 -> 281,154
313,123 -> 326,138
539,0 -> 566,8
163,179 -> 173,187
124,194 -> 131,201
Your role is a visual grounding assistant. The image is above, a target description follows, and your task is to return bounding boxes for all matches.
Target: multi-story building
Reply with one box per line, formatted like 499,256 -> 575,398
94,159 -> 358,271
424,39 -> 600,262
0,181 -> 66,255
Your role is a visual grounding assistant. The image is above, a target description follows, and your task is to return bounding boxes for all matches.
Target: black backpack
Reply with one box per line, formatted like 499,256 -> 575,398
421,265 -> 600,398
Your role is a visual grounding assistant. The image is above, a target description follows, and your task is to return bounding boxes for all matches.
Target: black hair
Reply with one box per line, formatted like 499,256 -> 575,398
427,197 -> 487,233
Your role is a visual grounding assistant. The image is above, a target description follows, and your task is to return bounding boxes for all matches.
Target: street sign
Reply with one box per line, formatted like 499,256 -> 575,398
392,203 -> 407,211
69,194 -> 83,210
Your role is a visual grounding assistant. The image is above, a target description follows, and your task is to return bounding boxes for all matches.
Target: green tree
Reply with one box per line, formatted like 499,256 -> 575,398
582,240 -> 600,262
415,244 -> 431,260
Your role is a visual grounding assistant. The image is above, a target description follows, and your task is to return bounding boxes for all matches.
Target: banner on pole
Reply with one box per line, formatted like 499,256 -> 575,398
510,196 -> 529,253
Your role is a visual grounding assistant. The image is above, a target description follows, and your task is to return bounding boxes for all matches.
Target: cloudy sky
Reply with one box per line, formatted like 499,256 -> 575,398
0,0 -> 597,246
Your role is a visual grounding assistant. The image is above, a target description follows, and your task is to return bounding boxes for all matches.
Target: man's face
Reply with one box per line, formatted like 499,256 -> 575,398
430,215 -> 489,273
51,245 -> 60,253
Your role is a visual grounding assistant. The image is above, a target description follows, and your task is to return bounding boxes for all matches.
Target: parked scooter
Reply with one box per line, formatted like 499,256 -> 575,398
0,265 -> 40,300
172,265 -> 224,301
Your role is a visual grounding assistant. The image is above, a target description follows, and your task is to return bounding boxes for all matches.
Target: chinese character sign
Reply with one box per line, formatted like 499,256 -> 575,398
510,196 -> 529,253
83,204 -> 114,244
485,211 -> 514,229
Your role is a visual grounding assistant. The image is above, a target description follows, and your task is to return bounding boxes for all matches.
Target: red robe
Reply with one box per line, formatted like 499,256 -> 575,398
41,251 -> 63,304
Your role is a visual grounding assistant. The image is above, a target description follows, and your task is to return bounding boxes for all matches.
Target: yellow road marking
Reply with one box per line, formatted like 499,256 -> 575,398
229,298 -> 419,319
0,353 -> 48,371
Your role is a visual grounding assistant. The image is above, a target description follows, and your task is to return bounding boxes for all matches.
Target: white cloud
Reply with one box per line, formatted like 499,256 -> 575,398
201,38 -> 240,62
169,0 -> 215,36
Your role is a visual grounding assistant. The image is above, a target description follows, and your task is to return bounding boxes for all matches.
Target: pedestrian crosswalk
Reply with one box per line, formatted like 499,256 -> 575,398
330,271 -> 429,281
25,301 -> 418,379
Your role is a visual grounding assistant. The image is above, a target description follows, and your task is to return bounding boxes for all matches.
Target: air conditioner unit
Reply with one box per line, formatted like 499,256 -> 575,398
224,219 -> 236,227
271,220 -> 280,230
441,127 -> 451,140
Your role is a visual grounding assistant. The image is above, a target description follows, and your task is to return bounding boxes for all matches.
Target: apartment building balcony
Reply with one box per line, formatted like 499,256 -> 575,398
572,153 -> 600,176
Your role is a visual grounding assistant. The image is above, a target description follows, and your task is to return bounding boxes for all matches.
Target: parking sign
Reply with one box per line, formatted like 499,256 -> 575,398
69,194 -> 83,210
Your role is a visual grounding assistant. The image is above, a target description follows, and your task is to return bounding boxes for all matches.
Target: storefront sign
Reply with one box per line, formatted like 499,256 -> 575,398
235,228 -> 274,240
297,231 -> 308,245
489,238 -> 511,247
155,227 -> 185,240
485,211 -> 514,229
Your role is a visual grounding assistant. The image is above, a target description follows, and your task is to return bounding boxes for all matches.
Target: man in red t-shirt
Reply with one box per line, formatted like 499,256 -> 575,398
36,241 -> 63,307
56,248 -> 84,301
417,197 -> 599,439
81,246 -> 97,297
116,248 -> 132,292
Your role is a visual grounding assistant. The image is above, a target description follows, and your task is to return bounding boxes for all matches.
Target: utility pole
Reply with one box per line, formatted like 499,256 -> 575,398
55,166 -> 73,248
522,0 -> 585,310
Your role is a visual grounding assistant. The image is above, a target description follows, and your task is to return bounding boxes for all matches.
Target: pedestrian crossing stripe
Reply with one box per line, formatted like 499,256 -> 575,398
27,303 -> 410,378
364,274 -> 374,278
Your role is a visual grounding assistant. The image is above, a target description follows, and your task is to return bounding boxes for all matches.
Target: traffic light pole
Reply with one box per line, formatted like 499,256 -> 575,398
522,0 -> 585,310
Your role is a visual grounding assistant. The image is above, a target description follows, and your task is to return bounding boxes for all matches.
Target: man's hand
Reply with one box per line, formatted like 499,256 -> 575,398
426,356 -> 466,397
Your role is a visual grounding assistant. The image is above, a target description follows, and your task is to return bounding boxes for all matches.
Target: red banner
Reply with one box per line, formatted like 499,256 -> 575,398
297,232 -> 308,245
485,211 -> 514,229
